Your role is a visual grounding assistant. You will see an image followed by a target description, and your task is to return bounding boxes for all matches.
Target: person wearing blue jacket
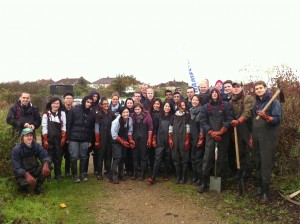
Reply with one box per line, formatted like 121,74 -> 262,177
252,81 -> 281,204
198,88 -> 234,193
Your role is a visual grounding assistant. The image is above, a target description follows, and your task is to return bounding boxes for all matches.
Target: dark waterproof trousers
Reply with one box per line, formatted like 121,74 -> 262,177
253,119 -> 278,185
47,121 -> 63,178
97,135 -> 112,176
16,155 -> 45,187
111,142 -> 126,178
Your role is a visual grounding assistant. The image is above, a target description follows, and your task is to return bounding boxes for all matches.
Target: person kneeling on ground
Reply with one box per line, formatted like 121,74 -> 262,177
11,128 -> 51,194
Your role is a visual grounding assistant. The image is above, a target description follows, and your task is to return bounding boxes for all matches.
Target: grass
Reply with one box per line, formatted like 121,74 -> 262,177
0,175 -> 106,224
163,173 -> 299,224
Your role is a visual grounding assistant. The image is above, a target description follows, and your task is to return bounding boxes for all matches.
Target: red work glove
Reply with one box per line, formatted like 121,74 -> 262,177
258,111 -> 273,122
147,131 -> 153,149
214,135 -> 221,142
208,130 -> 217,138
24,172 -> 36,187
231,117 -> 247,127
197,133 -> 205,147
116,136 -> 130,148
214,127 -> 228,136
42,134 -> 49,150
168,133 -> 174,149
95,133 -> 101,149
60,131 -> 66,147
185,133 -> 190,151
249,134 -> 253,148
128,135 -> 136,149
42,162 -> 50,177
152,135 -> 157,148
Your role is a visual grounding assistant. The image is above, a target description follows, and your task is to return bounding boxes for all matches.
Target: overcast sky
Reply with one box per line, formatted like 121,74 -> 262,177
1,0 -> 300,86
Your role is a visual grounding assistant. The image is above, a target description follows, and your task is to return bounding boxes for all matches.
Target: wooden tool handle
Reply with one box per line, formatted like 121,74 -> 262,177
234,126 -> 240,169
256,89 -> 281,120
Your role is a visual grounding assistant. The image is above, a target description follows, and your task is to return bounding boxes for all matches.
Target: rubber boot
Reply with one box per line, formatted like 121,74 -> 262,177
152,163 -> 160,181
197,174 -> 208,193
195,170 -> 202,186
253,177 -> 263,196
175,166 -> 181,184
118,163 -> 126,181
139,161 -> 147,181
71,161 -> 80,183
111,168 -> 119,184
260,184 -> 270,204
179,165 -> 187,184
80,160 -> 88,181
190,166 -> 198,185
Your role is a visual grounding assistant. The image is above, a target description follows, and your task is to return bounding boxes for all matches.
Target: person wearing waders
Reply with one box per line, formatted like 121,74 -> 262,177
198,88 -> 234,193
111,106 -> 135,184
147,101 -> 175,184
131,103 -> 153,180
11,128 -> 51,194
168,99 -> 191,184
42,97 -> 66,181
252,81 -> 281,204
95,97 -> 115,180
148,98 -> 163,176
61,92 -> 75,177
124,97 -> 135,176
230,81 -> 255,195
86,90 -> 101,176
67,95 -> 95,183
189,95 -> 205,186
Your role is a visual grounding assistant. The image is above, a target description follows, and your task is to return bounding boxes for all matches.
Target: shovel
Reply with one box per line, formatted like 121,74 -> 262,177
234,126 -> 244,196
209,142 -> 221,193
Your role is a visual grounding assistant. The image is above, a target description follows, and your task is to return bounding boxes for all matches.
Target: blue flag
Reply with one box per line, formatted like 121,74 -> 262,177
188,62 -> 199,94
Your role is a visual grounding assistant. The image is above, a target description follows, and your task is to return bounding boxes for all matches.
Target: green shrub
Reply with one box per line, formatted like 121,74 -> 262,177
0,107 -> 17,177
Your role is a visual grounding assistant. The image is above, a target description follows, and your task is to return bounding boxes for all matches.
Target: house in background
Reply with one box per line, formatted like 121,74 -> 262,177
90,76 -> 115,89
55,77 -> 91,85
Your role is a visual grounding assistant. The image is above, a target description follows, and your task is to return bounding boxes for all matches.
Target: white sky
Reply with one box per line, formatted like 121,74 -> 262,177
1,0 -> 300,86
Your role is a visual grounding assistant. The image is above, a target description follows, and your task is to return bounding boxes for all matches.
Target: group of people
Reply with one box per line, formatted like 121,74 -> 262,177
7,79 -> 281,204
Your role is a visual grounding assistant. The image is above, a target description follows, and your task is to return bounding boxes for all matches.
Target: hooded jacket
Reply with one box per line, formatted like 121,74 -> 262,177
66,96 -> 95,142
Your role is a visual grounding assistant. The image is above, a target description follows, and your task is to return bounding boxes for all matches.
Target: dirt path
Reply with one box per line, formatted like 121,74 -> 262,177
94,177 -> 223,224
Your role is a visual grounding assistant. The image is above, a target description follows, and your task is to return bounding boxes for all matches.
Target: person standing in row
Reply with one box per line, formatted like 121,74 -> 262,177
109,92 -> 122,117
42,97 -> 66,181
143,88 -> 155,112
67,95 -> 95,183
189,95 -> 205,186
111,106 -> 135,184
185,86 -> 195,110
6,92 -> 41,140
86,90 -> 101,176
131,103 -> 153,180
252,81 -> 281,204
168,99 -> 191,184
148,101 -> 174,184
11,128 -> 51,194
198,80 -> 210,106
124,97 -> 135,176
95,97 -> 115,180
148,98 -> 162,175
61,92 -> 75,177
230,81 -> 255,195
198,88 -> 234,193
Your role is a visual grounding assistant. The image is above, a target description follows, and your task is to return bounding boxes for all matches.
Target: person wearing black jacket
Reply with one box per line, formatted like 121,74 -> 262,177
67,95 -> 95,183
148,101 -> 174,184
86,90 -> 101,176
11,128 -> 51,194
6,92 -> 41,140
95,97 -> 115,180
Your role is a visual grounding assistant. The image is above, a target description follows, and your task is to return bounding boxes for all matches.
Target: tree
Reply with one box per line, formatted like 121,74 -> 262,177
110,74 -> 140,95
